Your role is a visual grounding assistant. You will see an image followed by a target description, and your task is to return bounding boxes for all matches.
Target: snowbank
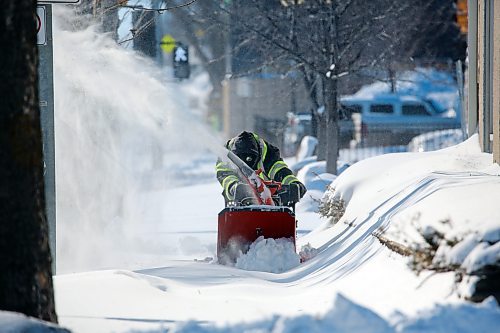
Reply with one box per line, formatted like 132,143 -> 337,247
171,295 -> 500,333
408,129 -> 465,152
322,134 -> 500,301
0,311 -> 69,333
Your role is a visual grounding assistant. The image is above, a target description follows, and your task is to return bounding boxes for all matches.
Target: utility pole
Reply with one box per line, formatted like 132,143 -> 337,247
153,0 -> 163,66
38,0 -> 81,272
37,3 -> 56,273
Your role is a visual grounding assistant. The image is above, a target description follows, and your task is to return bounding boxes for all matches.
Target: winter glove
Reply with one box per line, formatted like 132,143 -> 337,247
233,183 -> 259,205
228,181 -> 238,199
294,181 -> 307,199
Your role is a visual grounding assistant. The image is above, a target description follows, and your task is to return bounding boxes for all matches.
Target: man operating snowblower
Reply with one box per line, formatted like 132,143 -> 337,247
215,131 -> 307,263
216,131 -> 306,205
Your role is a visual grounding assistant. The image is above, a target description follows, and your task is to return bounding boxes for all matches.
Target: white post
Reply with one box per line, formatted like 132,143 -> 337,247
493,0 -> 500,163
467,0 -> 478,137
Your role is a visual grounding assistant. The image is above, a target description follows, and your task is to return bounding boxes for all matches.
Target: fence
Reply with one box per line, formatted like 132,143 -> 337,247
295,129 -> 466,166
340,129 -> 465,164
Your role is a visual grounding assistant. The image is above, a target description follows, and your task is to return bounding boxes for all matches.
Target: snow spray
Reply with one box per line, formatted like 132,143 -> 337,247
53,8 -> 225,273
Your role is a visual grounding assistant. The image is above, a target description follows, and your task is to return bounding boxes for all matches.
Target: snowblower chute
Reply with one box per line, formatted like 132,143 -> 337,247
216,150 -> 301,264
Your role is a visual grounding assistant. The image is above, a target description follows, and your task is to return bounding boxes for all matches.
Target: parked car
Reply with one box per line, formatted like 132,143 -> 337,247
340,94 -> 461,147
284,94 -> 461,154
284,111 -> 354,156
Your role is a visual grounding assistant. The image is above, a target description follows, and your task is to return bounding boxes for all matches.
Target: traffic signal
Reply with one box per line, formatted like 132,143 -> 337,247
173,43 -> 190,79
456,0 -> 467,34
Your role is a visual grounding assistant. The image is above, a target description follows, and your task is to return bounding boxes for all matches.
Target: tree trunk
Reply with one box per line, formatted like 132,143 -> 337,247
316,112 -> 327,161
310,107 -> 318,138
0,0 -> 57,323
325,78 -> 339,175
388,66 -> 396,93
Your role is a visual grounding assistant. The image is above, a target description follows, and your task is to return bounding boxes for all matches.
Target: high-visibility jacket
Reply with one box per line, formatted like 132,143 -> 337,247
215,133 -> 301,201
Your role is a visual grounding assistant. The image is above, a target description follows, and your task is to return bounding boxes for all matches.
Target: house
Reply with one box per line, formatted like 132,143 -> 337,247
466,0 -> 500,164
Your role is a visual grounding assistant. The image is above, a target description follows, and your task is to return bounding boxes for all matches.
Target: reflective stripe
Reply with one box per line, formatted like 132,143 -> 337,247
268,160 -> 287,179
216,162 -> 233,173
216,161 -> 231,170
222,175 -> 238,188
282,174 -> 299,185
257,160 -> 265,173
252,134 -> 267,160
251,133 -> 267,175
222,175 -> 238,199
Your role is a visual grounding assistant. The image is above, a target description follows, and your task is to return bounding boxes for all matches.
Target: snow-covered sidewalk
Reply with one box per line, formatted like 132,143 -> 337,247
53,137 -> 499,333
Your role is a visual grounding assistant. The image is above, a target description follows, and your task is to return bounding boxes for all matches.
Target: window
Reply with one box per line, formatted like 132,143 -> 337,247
370,104 -> 393,114
402,104 -> 431,116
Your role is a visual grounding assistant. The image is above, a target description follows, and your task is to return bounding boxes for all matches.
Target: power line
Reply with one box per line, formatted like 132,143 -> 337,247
115,1 -> 198,46
105,0 -> 199,14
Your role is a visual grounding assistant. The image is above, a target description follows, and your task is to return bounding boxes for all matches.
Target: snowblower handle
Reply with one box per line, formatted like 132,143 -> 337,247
225,151 -> 275,206
255,169 -> 282,196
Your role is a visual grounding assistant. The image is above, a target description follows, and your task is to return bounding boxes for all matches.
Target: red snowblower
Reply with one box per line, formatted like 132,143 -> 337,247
217,151 -> 301,264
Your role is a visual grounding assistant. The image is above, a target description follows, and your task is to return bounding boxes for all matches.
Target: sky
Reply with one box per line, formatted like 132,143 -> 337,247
2,6 -> 500,333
